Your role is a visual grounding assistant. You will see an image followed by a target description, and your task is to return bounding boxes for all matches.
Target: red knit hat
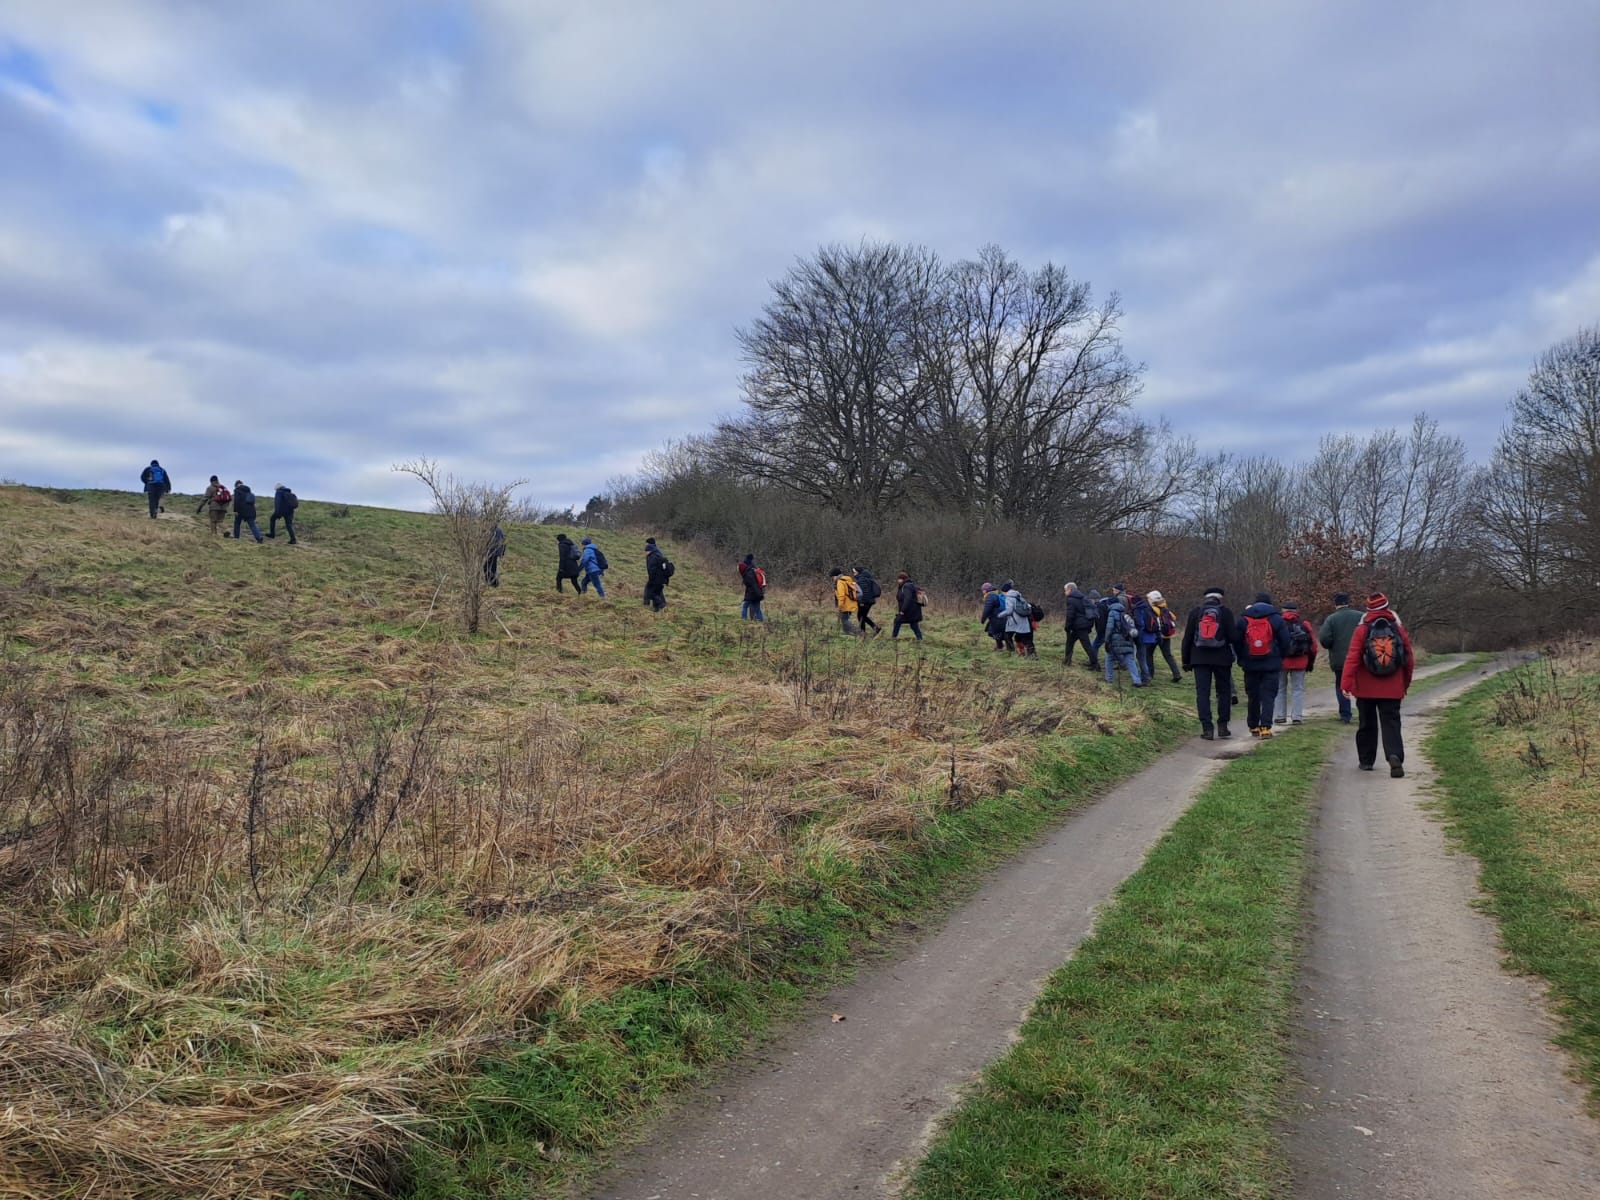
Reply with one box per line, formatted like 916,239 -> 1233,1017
1366,591 -> 1389,611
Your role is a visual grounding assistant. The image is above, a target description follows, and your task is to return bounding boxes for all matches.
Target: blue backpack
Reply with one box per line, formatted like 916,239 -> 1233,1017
147,465 -> 167,487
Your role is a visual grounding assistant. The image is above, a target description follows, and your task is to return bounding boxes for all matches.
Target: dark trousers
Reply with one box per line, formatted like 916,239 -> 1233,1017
233,514 -> 263,542
1064,627 -> 1097,666
1013,630 -> 1036,656
1356,698 -> 1404,765
1139,639 -> 1181,681
557,569 -> 580,592
858,602 -> 879,631
892,615 -> 922,640
1243,670 -> 1280,729
1192,665 -> 1232,731
484,554 -> 502,587
1334,675 -> 1353,722
268,511 -> 296,541
146,490 -> 162,518
643,582 -> 666,611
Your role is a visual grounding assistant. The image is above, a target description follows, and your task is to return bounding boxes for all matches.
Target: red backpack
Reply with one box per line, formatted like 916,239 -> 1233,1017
1244,614 -> 1276,657
213,485 -> 232,505
753,566 -> 767,589
1195,605 -> 1227,648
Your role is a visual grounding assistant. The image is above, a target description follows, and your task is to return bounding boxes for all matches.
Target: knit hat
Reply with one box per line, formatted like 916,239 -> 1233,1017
1147,589 -> 1163,604
743,553 -> 754,565
581,536 -> 592,545
830,568 -> 842,577
1367,591 -> 1389,612
1254,591 -> 1272,604
1332,591 -> 1350,606
981,582 -> 993,593
1205,586 -> 1225,597
645,537 -> 656,548
1001,578 -> 1015,591
1284,600 -> 1301,613
1113,581 -> 1126,592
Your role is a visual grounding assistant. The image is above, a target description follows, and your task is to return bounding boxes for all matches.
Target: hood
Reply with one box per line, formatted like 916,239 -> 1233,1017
1242,602 -> 1281,617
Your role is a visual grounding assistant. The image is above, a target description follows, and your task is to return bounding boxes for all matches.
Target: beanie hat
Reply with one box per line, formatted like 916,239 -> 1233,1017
1148,589 -> 1164,604
1001,578 -> 1015,591
743,553 -> 754,565
1284,600 -> 1301,613
645,537 -> 656,548
1254,591 -> 1272,604
581,536 -> 592,545
1333,591 -> 1350,606
1206,586 -> 1225,597
981,582 -> 993,593
1367,591 -> 1389,611
830,568 -> 842,577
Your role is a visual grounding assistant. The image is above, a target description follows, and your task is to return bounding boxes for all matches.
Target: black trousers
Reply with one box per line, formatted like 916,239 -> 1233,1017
483,554 -> 501,586
858,602 -> 879,631
892,616 -> 922,640
146,490 -> 161,518
1064,627 -> 1097,665
269,511 -> 296,541
1244,671 -> 1280,729
1192,665 -> 1232,730
557,569 -> 580,591
643,582 -> 666,611
1356,698 -> 1404,765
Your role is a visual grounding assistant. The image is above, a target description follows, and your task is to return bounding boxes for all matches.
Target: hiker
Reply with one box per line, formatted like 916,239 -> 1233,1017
483,523 -> 506,587
1102,590 -> 1143,685
1146,590 -> 1184,682
643,537 -> 670,611
578,536 -> 607,596
1274,600 -> 1318,725
231,481 -> 263,543
1182,587 -> 1236,739
1318,592 -> 1361,724
830,569 -> 859,634
980,583 -> 1010,650
1090,585 -> 1119,659
556,533 -> 582,592
139,459 -> 171,519
1340,592 -> 1416,777
1234,591 -> 1290,737
737,553 -> 766,621
267,483 -> 298,543
999,580 -> 1037,657
194,475 -> 230,536
893,572 -> 925,640
1062,582 -> 1098,668
853,567 -> 882,633
1130,592 -> 1164,682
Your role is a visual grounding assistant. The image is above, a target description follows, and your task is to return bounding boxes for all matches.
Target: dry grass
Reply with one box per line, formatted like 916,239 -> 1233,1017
0,485 -> 1162,1199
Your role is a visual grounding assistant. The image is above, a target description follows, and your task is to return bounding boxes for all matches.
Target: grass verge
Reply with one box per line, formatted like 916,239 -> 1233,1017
1425,654 -> 1600,1108
906,723 -> 1340,1200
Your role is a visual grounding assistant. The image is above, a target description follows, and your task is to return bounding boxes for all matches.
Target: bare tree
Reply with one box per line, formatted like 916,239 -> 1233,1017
393,458 -> 526,635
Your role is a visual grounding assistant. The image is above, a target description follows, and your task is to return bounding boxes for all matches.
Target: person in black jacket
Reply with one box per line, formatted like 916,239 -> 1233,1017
267,484 -> 298,543
139,460 -> 171,519
643,537 -> 669,611
980,583 -> 1009,650
1062,582 -> 1098,668
230,481 -> 264,543
853,567 -> 882,633
892,572 -> 924,640
1234,591 -> 1292,737
1181,587 -> 1237,739
738,553 -> 766,621
483,523 -> 506,586
555,533 -> 582,592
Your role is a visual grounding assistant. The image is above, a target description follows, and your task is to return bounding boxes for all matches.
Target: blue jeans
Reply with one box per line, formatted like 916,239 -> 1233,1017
581,570 -> 605,597
1334,678 -> 1352,721
233,514 -> 263,542
741,600 -> 765,621
1105,648 -> 1142,685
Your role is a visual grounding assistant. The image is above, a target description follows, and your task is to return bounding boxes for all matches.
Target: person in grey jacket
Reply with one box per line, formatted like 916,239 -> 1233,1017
1062,582 -> 1098,668
1102,594 -> 1144,686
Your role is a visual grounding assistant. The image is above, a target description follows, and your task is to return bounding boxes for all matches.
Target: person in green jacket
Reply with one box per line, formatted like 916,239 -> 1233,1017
1318,591 -> 1362,724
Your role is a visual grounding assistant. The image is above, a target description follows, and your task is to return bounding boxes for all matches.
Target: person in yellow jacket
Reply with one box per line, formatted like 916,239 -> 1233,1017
1146,589 -> 1185,683
829,568 -> 860,634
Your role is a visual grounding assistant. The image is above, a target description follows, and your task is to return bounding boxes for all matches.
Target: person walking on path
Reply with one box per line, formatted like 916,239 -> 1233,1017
194,476 -> 230,536
579,536 -> 607,597
892,572 -> 925,641
1102,591 -> 1144,686
1318,592 -> 1361,724
140,460 -> 171,519
737,553 -> 766,621
980,583 -> 1010,651
1340,591 -> 1415,777
643,537 -> 670,611
1235,591 -> 1290,737
1001,580 -> 1037,657
267,484 -> 298,543
830,569 -> 860,634
1062,582 -> 1098,668
1181,587 -> 1236,739
1274,600 -> 1318,724
230,481 -> 264,543
853,568 -> 882,634
1146,590 -> 1184,682
483,523 -> 506,587
1090,585 -> 1119,660
556,533 -> 582,592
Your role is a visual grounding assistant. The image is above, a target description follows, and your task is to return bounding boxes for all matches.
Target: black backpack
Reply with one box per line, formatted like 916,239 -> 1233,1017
859,574 -> 880,602
1029,601 -> 1045,621
1362,616 -> 1406,676
593,547 -> 609,571
284,490 -> 299,510
1283,618 -> 1312,658
662,559 -> 675,583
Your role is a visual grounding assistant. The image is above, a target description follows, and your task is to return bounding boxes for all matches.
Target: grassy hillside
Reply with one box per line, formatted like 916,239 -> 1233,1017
0,484 -> 1181,1199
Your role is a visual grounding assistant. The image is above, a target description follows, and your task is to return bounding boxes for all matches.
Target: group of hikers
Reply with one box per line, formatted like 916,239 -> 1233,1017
140,459 -> 300,544
547,532 -> 674,610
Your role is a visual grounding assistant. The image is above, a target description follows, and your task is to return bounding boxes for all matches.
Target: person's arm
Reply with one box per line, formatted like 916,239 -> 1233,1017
1341,623 -> 1366,695
1318,615 -> 1335,650
1401,624 -> 1416,689
1180,610 -> 1195,668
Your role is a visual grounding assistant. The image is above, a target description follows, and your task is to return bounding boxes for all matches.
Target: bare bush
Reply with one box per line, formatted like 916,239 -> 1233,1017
393,458 -> 525,635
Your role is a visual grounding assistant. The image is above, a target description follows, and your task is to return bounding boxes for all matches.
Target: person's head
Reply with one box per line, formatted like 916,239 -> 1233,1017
556,532 -> 568,541
1001,578 -> 1015,592
1367,591 -> 1390,612
234,480 -> 244,489
275,482 -> 286,491
1113,581 -> 1126,595
830,568 -> 842,578
1205,586 -> 1225,601
645,537 -> 656,550
1087,588 -> 1101,601
981,582 -> 993,594
1063,581 -> 1077,595
1148,589 -> 1164,605
1333,591 -> 1350,607
581,536 -> 592,545
896,571 -> 909,582
1284,599 -> 1301,614
209,475 -> 218,484
1254,591 -> 1273,605
150,459 -> 160,466
743,552 -> 754,566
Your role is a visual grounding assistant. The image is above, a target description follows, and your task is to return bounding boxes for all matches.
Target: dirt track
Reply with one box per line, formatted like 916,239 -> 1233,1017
1286,668 -> 1600,1199
583,663 -> 1464,1200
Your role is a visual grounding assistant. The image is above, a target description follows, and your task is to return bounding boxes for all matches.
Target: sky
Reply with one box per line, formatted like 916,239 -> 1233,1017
0,0 -> 1596,510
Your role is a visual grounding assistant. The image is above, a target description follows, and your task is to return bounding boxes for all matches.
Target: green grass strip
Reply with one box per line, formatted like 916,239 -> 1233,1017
908,723 -> 1339,1200
1426,673 -> 1600,1104
405,707 -> 1185,1198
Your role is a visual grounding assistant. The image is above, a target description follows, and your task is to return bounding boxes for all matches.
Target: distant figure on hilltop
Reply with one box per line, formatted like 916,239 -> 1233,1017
268,484 -> 298,544
1340,591 -> 1415,778
556,533 -> 582,592
231,481 -> 263,544
194,475 -> 230,536
737,553 -> 766,621
579,536 -> 607,597
893,572 -> 924,641
483,523 -> 505,587
139,460 -> 171,519
643,537 -> 671,611
853,567 -> 882,634
830,568 -> 859,634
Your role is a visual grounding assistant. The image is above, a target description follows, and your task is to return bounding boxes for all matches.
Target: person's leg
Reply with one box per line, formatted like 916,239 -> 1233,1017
1126,649 -> 1144,685
593,573 -> 605,598
1335,675 -> 1352,723
1215,670 -> 1233,733
1355,698 -> 1379,767
1290,671 -> 1306,721
1104,651 -> 1116,683
1158,638 -> 1181,681
1260,672 -> 1280,731
232,514 -> 243,538
1137,641 -> 1152,680
891,615 -> 904,638
1194,665 -> 1215,731
753,601 -> 764,622
1275,671 -> 1290,723
285,512 -> 296,544
1379,699 -> 1405,768
1245,672 -> 1264,730
247,518 -> 264,543
268,513 -> 278,537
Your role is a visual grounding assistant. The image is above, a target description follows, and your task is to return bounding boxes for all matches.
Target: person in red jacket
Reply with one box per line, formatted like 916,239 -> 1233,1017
1340,592 -> 1416,777
1274,600 -> 1318,725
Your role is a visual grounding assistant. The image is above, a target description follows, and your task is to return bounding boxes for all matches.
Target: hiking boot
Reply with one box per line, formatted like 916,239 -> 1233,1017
1274,718 -> 1287,725
1217,725 -> 1232,738
1171,675 -> 1184,684
1291,718 -> 1303,725
1200,729 -> 1215,741
1358,762 -> 1375,771
1259,728 -> 1274,739
1388,756 -> 1405,778
1250,728 -> 1262,738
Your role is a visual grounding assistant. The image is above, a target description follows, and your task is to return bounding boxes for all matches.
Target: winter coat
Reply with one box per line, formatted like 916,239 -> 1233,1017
854,570 -> 881,605
486,526 -> 506,562
1063,590 -> 1093,633
198,482 -> 228,512
1002,589 -> 1033,635
1279,612 -> 1318,671
557,536 -> 581,573
1318,606 -> 1362,675
272,487 -> 296,518
834,576 -> 859,614
1181,603 -> 1237,669
1151,599 -> 1177,640
897,579 -> 924,622
1093,595 -> 1111,639
232,486 -> 257,520
140,464 -> 171,494
1340,609 -> 1416,700
645,547 -> 668,587
1234,602 -> 1290,673
981,591 -> 1005,634
580,544 -> 603,575
1103,600 -> 1137,654
741,563 -> 765,603
1130,596 -> 1159,644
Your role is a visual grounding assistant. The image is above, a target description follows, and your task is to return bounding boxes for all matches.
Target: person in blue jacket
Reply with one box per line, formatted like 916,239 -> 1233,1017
139,460 -> 171,519
1234,591 -> 1292,737
579,536 -> 607,597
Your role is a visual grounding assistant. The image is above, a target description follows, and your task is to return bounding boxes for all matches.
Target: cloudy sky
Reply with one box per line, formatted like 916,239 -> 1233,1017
1,1 -> 1596,509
